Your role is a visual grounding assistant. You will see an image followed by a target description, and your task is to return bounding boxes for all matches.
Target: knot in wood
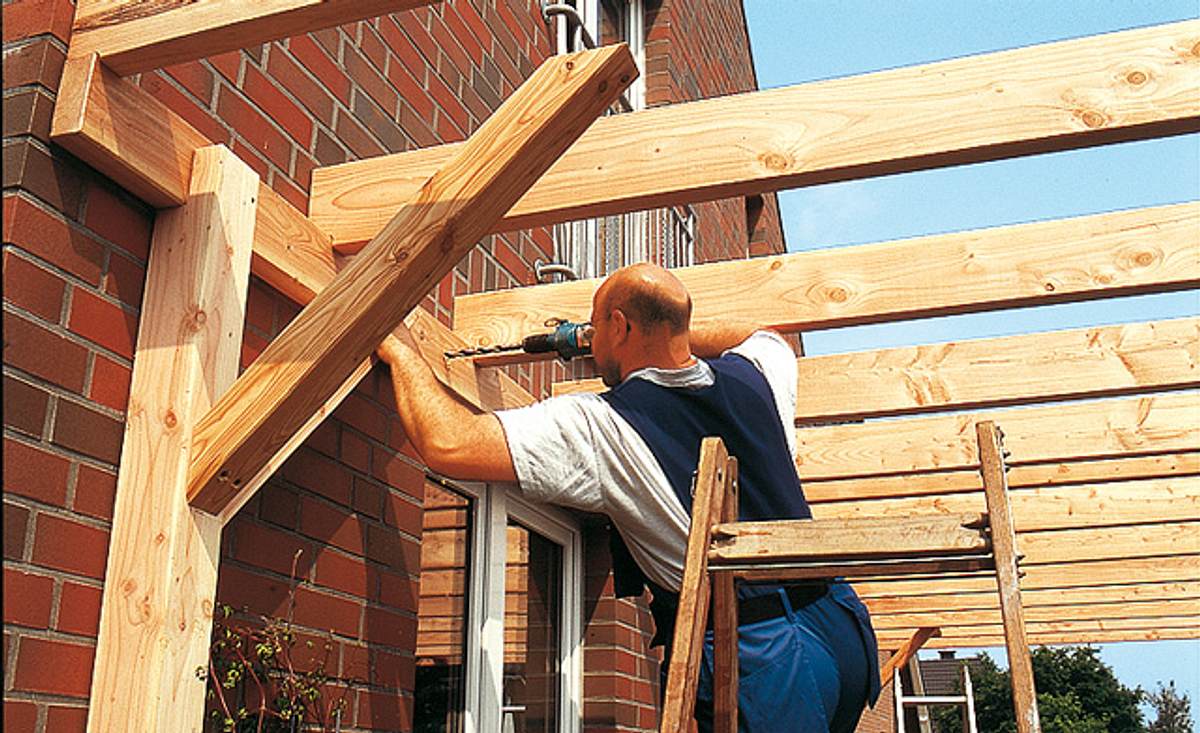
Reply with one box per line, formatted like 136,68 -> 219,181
1075,108 -> 1109,129
769,260 -> 783,271
164,409 -> 178,428
1131,250 -> 1156,267
1124,69 -> 1149,86
758,152 -> 792,172
187,308 -> 207,332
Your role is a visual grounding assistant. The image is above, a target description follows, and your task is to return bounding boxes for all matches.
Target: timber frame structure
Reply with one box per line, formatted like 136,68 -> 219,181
39,2 -> 1198,731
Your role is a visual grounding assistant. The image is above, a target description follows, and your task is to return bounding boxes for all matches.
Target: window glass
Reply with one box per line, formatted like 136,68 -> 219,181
502,522 -> 563,733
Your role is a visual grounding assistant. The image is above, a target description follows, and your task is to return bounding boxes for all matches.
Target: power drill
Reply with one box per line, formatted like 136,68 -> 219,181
444,318 -> 593,361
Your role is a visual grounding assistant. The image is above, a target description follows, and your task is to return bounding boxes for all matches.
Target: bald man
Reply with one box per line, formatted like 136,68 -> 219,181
378,263 -> 879,732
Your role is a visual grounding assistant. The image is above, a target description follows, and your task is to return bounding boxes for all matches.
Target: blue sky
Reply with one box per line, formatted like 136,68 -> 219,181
744,0 -> 1199,722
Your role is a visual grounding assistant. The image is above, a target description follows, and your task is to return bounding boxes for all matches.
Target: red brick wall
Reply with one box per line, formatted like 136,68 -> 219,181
3,1 -> 780,731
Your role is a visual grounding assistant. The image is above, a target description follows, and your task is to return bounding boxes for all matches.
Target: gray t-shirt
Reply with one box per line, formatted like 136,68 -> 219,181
495,331 -> 798,591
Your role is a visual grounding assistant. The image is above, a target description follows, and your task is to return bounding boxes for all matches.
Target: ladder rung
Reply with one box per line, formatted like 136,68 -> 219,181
901,695 -> 969,705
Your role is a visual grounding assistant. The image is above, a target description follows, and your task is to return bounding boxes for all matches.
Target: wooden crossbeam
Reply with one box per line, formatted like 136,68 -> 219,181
872,598 -> 1200,630
865,581 -> 1200,616
455,202 -> 1199,355
68,1 -> 438,76
794,391 -> 1199,481
310,20 -> 1200,250
87,146 -> 257,732
879,620 -> 1200,648
553,317 -> 1200,420
186,45 -> 638,515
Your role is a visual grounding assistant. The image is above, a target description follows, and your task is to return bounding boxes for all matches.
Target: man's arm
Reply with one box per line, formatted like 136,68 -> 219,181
689,322 -> 774,358
376,331 -> 517,483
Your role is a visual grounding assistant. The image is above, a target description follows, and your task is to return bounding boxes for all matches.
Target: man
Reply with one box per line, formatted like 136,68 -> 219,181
377,263 -> 879,732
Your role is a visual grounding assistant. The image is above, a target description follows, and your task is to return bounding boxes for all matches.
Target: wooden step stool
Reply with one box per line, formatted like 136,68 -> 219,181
659,421 -> 1042,733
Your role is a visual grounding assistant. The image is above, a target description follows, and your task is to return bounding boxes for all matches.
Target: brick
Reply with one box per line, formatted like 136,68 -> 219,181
102,250 -> 145,309
3,250 -> 65,322
257,481 -> 299,529
89,354 -> 132,413
216,562 -> 291,618
13,636 -> 95,697
299,496 -> 364,556
339,429 -> 372,475
3,141 -> 85,218
163,60 -> 214,103
4,502 -> 30,560
333,393 -> 388,444
3,311 -> 87,391
56,581 -> 103,637
383,490 -> 422,537
343,47 -> 398,120
429,14 -> 472,74
334,108 -> 385,159
217,86 -> 293,171
232,519 -> 315,578
372,451 -> 423,499
1,0 -> 74,45
398,102 -> 438,148
268,46 -> 336,126
3,195 -> 102,284
243,63 -> 313,147
283,448 -> 353,505
3,437 -> 69,506
359,23 -> 390,74
67,287 -> 138,360
83,183 -> 153,262
230,138 -> 271,181
445,5 -> 485,67
32,513 -> 109,579
3,87 -> 54,141
2,37 -> 66,92
370,647 -> 415,688
313,127 -> 347,166
3,699 -> 38,731
3,568 -> 54,628
292,586 -> 361,637
363,605 -> 415,649
352,476 -> 383,520
355,688 -> 411,730
269,171 -> 307,213
45,706 -> 88,732
379,16 -> 428,81
289,34 -> 351,105
315,546 -> 370,596
351,92 -> 408,154
364,521 -> 418,573
51,398 -> 123,465
427,72 -> 469,134
374,567 -> 417,609
73,463 -> 117,521
206,50 -> 241,84
3,376 -> 49,438
138,72 -> 230,147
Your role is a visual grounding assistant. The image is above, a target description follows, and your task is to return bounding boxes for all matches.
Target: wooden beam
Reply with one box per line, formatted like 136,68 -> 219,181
793,391 -> 1199,481
709,514 -> 989,564
554,317 -> 1200,420
803,452 -> 1199,503
712,457 -> 739,733
186,45 -> 638,515
1018,522 -> 1200,565
453,201 -> 1199,354
873,599 -> 1200,630
880,627 -> 942,685
810,477 -> 1200,532
86,146 -> 257,732
311,20 -> 1200,250
865,581 -> 1200,616
68,1 -> 439,76
880,620 -> 1200,648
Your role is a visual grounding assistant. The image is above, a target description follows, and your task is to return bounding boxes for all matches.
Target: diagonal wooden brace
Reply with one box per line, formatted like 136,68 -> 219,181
186,44 -> 637,515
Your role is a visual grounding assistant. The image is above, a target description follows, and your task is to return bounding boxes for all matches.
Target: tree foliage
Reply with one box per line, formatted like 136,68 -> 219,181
932,646 -> 1146,733
1147,681 -> 1194,733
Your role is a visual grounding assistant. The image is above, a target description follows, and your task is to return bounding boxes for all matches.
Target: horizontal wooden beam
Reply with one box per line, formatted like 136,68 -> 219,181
454,202 -> 1199,355
867,581 -> 1200,617
884,623 -> 1200,649
872,598 -> 1200,631
1019,521 -> 1199,565
793,391 -> 1198,481
810,477 -> 1200,532
554,317 -> 1200,421
186,45 -> 638,514
68,1 -> 438,76
311,20 -> 1200,250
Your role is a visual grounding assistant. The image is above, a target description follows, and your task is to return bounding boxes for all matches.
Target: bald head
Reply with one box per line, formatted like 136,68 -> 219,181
595,263 -> 692,336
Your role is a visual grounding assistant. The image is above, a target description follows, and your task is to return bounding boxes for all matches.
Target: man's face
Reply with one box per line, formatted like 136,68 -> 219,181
590,288 -> 623,387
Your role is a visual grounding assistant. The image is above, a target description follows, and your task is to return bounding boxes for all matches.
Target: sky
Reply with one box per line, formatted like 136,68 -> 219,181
744,0 -> 1199,723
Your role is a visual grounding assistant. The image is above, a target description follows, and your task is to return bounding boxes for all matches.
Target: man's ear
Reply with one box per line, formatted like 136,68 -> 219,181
611,309 -> 629,345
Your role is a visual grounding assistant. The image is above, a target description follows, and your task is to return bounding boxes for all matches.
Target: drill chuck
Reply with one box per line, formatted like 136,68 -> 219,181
522,321 -> 592,360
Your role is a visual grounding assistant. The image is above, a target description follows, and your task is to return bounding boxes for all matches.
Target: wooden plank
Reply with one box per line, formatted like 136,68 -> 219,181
186,45 -> 637,514
312,21 -> 1200,250
1019,522 -> 1200,564
794,391 -> 1199,481
552,318 -> 1200,420
86,146 -> 257,733
712,457 -> 740,733
979,421 -> 1038,733
709,514 -> 989,564
880,627 -> 941,684
804,452 -> 1200,503
872,598 -> 1200,630
729,557 -> 996,582
865,581 -> 1200,616
453,201 -> 1199,354
884,622 -> 1200,649
660,438 -> 728,733
810,476 -> 1200,532
69,1 -> 439,75
51,53 -> 207,207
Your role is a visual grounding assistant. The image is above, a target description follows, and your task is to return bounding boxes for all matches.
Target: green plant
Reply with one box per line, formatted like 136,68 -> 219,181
197,551 -> 352,733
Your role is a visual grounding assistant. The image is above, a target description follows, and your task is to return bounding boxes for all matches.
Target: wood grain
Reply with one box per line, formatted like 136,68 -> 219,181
186,45 -> 637,514
793,391 -> 1199,481
86,146 -> 257,733
311,20 -> 1200,250
712,457 -> 739,733
453,202 -> 1199,353
69,0 -> 439,75
865,581 -> 1200,616
879,627 -> 941,683
892,625 -> 1200,648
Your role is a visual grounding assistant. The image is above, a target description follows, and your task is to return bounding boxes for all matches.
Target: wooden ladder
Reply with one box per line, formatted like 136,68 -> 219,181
658,421 -> 1042,733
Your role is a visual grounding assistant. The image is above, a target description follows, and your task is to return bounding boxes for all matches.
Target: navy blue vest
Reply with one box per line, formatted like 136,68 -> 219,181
601,353 -> 811,646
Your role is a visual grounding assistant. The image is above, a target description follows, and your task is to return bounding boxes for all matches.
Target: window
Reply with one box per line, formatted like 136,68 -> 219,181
412,478 -> 582,733
548,0 -> 695,281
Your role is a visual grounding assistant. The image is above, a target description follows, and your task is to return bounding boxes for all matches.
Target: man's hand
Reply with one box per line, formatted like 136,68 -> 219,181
376,325 -> 419,365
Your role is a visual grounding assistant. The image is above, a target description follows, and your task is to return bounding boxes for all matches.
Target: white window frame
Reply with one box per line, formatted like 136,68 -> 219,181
447,479 -> 583,733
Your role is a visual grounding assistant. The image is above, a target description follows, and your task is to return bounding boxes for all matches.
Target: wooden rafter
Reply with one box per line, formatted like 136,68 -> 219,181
310,20 -> 1200,250
68,0 -> 439,75
452,201 -> 1198,353
186,45 -> 639,515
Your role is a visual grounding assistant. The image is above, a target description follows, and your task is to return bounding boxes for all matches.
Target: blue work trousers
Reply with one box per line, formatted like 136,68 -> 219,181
672,583 -> 880,733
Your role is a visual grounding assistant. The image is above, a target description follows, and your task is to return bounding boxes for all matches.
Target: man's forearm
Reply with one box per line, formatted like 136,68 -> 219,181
689,322 -> 764,358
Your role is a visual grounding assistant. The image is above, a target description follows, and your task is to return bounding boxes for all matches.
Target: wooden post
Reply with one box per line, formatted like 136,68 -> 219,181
977,421 -> 1042,733
879,627 -> 941,688
86,145 -> 258,732
186,44 -> 637,515
660,437 -> 729,733
712,457 -> 740,733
